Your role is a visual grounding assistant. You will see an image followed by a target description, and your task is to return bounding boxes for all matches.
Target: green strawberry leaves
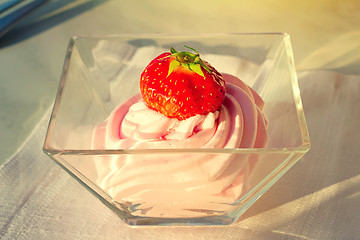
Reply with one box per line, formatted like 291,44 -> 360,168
187,62 -> 205,78
166,46 -> 211,78
168,59 -> 181,76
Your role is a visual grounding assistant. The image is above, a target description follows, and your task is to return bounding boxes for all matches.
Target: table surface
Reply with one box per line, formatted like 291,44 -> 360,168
1,1 -> 359,239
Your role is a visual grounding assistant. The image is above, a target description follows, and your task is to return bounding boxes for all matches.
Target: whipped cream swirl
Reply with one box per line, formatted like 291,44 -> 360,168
91,73 -> 268,217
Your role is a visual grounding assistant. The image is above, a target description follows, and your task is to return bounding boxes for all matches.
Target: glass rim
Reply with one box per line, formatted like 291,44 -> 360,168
69,32 -> 291,41
43,143 -> 311,156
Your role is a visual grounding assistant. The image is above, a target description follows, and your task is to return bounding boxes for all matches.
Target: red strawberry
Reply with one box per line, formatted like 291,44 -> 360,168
140,46 -> 226,120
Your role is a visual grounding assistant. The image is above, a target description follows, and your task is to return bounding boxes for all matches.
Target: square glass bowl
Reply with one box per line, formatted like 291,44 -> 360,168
43,33 -> 310,226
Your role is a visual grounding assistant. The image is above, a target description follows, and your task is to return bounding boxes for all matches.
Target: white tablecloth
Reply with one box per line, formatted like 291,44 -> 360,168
1,71 -> 359,240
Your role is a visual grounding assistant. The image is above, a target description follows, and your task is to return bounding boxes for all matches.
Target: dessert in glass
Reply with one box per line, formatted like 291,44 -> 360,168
43,33 -> 310,226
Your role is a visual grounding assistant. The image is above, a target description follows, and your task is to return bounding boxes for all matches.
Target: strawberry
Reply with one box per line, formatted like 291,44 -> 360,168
140,46 -> 226,120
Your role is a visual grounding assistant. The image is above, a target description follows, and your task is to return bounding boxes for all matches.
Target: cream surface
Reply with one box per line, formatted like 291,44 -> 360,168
91,74 -> 268,217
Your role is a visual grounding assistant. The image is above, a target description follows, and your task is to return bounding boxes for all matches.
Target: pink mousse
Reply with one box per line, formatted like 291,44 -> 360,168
91,73 -> 268,217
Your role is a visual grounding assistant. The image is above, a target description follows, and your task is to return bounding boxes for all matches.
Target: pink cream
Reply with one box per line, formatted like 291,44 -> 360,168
91,73 -> 268,217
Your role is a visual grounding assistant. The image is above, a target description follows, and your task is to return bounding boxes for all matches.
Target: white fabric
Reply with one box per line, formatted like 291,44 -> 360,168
1,71 -> 359,239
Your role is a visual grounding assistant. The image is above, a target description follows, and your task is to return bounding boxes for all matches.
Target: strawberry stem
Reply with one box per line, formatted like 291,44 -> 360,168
184,45 -> 199,54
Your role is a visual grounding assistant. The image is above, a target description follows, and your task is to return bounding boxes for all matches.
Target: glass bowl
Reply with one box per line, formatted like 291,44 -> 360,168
43,33 -> 310,226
